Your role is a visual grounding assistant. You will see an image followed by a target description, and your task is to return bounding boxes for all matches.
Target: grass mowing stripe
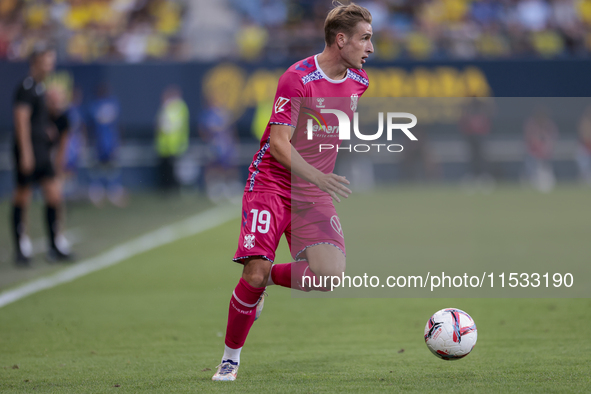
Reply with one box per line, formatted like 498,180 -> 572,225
0,205 -> 238,309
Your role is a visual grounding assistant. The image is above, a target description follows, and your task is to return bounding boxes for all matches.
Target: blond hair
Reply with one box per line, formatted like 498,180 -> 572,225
324,1 -> 372,47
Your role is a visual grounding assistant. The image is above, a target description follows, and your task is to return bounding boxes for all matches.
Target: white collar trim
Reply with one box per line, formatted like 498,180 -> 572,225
314,54 -> 348,84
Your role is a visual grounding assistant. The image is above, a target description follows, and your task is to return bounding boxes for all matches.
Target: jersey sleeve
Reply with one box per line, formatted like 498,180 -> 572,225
269,71 -> 304,128
357,69 -> 370,96
13,81 -> 34,107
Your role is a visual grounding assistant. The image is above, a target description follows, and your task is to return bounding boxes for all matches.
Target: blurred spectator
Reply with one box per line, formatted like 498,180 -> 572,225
63,87 -> 87,200
517,0 -> 551,31
523,107 -> 559,192
470,0 -> 502,26
155,85 -> 189,193
459,97 -> 494,181
199,98 -> 241,203
575,104 -> 591,185
531,29 -> 564,57
87,82 -> 127,207
235,20 -> 269,61
476,25 -> 511,58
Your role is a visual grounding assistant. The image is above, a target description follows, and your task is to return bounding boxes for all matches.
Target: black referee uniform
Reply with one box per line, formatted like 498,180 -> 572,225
11,76 -> 70,264
12,76 -> 60,183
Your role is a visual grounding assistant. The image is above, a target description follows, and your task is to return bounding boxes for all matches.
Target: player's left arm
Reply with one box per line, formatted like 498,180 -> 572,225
269,124 -> 351,202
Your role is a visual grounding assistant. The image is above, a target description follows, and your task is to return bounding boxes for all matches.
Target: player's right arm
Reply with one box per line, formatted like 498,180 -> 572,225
269,124 -> 351,202
14,104 -> 34,174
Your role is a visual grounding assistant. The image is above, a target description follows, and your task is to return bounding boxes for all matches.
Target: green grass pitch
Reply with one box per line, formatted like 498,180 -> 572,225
1,186 -> 590,393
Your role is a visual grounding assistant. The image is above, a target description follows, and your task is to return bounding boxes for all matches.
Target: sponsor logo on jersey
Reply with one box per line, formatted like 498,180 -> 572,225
350,94 -> 358,111
316,98 -> 325,108
330,215 -> 344,238
295,59 -> 313,71
308,107 -> 418,154
274,97 -> 289,113
244,234 -> 256,249
309,110 -> 417,142
302,106 -> 339,138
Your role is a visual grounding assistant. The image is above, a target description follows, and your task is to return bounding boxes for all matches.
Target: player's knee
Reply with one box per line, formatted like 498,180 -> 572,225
43,185 -> 62,206
242,258 -> 272,288
49,195 -> 62,206
243,271 -> 267,288
13,187 -> 31,206
12,193 -> 24,206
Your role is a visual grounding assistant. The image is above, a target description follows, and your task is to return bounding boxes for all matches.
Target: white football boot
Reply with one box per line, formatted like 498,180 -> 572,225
212,360 -> 239,381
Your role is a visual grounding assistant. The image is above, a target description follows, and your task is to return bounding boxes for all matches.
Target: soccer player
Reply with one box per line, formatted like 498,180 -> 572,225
11,47 -> 72,265
212,2 -> 373,381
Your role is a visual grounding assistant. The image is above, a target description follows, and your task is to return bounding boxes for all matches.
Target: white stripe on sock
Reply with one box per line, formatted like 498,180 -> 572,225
232,290 -> 259,308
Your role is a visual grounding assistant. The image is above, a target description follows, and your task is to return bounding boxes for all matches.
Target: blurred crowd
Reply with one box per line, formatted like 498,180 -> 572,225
3,0 -> 591,63
0,0 -> 186,62
235,0 -> 591,61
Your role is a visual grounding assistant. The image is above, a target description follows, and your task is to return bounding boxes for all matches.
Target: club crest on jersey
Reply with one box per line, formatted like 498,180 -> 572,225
244,234 -> 256,249
316,98 -> 325,108
274,97 -> 289,113
351,94 -> 358,111
330,215 -> 344,238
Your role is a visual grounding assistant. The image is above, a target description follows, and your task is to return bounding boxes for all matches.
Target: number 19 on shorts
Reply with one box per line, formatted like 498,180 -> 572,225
250,209 -> 271,234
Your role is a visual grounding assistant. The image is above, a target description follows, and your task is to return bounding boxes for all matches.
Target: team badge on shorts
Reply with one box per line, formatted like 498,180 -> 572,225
330,215 -> 344,238
244,234 -> 256,249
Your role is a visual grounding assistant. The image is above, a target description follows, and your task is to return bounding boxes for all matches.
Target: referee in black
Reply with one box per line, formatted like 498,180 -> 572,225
11,47 -> 72,266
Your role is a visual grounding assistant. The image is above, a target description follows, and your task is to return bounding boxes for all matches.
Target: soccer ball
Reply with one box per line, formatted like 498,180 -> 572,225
424,308 -> 477,360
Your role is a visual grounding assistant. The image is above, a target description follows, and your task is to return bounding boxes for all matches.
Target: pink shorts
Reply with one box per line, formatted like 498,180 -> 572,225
233,192 -> 346,263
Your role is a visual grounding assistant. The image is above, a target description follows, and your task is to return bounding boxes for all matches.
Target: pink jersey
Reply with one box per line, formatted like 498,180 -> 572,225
245,54 -> 369,202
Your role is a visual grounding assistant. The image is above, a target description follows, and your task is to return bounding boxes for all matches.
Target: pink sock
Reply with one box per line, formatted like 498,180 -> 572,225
271,262 -> 329,291
225,277 -> 266,349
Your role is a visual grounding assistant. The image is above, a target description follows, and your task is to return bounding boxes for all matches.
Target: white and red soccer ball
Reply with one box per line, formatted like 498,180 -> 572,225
424,308 -> 477,360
